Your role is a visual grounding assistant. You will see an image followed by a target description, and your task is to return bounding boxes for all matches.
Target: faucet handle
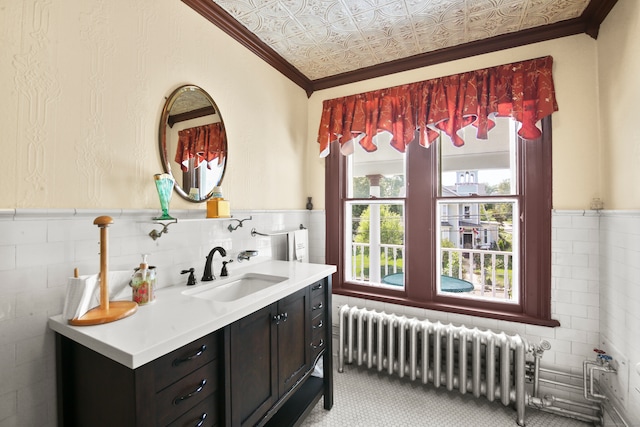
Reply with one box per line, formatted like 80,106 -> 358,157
220,260 -> 233,277
181,268 -> 197,286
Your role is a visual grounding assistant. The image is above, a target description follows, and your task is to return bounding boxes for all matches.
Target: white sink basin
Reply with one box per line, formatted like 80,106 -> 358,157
183,273 -> 288,302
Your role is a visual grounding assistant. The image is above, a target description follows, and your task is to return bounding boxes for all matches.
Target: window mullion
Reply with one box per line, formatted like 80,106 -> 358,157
405,139 -> 438,302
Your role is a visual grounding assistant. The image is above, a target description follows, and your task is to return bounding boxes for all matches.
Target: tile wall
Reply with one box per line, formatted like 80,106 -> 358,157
1,208 -> 637,426
599,211 -> 640,424
0,208 -> 320,427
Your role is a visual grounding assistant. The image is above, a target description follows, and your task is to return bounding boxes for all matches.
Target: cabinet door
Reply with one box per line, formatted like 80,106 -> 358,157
229,303 -> 278,427
277,286 -> 311,397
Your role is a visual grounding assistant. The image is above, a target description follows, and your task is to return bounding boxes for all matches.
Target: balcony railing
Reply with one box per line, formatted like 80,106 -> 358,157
349,243 -> 514,300
441,247 -> 513,300
350,242 -> 404,282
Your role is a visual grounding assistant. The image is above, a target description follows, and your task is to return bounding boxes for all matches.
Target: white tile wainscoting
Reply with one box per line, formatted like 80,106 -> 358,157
599,211 -> 640,424
0,208 -> 322,427
0,209 -> 638,426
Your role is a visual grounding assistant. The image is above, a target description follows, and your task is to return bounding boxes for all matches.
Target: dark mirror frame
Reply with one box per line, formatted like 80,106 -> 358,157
159,84 -> 227,203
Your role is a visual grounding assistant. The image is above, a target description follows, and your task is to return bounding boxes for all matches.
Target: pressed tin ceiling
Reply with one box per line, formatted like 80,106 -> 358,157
183,0 -> 617,95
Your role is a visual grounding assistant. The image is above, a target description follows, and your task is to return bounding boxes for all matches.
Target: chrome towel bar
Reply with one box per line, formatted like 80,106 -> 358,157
251,224 -> 306,237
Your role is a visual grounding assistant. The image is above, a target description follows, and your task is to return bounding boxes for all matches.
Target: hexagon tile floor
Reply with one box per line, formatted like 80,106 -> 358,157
302,363 -> 592,427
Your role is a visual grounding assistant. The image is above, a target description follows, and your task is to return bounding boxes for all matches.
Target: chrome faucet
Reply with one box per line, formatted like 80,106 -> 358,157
202,246 -> 226,281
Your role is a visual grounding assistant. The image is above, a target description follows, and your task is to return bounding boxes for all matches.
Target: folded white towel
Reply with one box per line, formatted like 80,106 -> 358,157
294,229 -> 308,263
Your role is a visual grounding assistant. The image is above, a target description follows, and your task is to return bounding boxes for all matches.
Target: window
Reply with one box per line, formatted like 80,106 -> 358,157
326,117 -> 557,326
437,118 -> 519,303
463,205 -> 471,219
345,134 -> 406,288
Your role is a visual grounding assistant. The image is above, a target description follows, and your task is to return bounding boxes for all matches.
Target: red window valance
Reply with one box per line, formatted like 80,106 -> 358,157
318,56 -> 558,157
175,122 -> 227,172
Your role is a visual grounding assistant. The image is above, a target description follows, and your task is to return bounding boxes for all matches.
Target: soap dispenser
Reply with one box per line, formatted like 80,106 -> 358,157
131,254 -> 156,305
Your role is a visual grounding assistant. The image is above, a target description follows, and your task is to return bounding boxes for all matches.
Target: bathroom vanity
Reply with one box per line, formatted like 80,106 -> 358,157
49,260 -> 336,427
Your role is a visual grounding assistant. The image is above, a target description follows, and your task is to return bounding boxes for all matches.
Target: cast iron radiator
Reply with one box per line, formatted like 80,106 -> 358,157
338,305 -> 535,426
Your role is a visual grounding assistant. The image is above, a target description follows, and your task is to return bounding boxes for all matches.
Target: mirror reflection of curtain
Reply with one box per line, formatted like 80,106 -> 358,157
175,122 -> 227,172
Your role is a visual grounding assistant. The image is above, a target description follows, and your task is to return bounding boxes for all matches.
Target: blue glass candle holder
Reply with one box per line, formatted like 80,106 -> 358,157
153,173 -> 176,220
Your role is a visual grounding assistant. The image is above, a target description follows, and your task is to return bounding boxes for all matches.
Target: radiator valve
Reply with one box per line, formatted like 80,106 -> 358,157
533,340 -> 551,356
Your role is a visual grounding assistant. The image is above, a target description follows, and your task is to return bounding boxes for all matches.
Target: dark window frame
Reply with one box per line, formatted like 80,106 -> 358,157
325,116 -> 559,327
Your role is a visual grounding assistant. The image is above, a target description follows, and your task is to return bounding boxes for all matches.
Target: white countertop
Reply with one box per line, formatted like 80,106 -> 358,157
48,260 -> 336,369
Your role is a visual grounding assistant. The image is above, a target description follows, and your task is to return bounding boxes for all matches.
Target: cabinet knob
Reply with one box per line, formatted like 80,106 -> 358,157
311,339 -> 324,350
313,320 -> 324,329
273,312 -> 288,324
312,302 -> 323,311
312,282 -> 323,291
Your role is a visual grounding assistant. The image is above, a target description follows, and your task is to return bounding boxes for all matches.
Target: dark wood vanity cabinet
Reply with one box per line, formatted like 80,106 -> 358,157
56,331 -> 223,427
227,287 -> 311,426
55,276 -> 332,427
260,277 -> 333,427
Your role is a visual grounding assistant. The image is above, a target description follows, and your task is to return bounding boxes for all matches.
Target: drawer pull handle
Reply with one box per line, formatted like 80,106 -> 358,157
312,302 -> 323,311
173,379 -> 207,405
312,283 -> 323,291
313,320 -> 324,329
173,345 -> 207,366
311,339 -> 324,350
195,412 -> 207,427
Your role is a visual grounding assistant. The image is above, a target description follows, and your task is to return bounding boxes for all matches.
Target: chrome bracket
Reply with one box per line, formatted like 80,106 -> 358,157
149,219 -> 178,240
227,216 -> 252,232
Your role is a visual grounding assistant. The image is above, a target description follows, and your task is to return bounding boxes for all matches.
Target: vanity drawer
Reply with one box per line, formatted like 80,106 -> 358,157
311,311 -> 326,359
166,392 -> 220,427
311,292 -> 325,319
156,360 -> 219,425
311,313 -> 325,338
310,335 -> 326,362
310,279 -> 325,297
153,332 -> 220,391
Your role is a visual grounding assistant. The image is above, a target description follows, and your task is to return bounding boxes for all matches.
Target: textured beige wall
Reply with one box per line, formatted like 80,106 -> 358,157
0,0 -> 308,210
3,1 -> 622,211
307,35 -> 601,210
597,0 -> 640,210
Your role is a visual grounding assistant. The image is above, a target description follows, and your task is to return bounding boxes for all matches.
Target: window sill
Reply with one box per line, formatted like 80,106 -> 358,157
333,288 -> 561,328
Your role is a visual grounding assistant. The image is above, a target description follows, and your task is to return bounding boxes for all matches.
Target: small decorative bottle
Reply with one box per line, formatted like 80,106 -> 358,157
131,255 -> 156,305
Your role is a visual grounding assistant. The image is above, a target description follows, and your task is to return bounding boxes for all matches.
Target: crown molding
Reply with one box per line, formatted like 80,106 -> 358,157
182,0 -> 618,96
181,0 -> 314,96
581,0 -> 619,38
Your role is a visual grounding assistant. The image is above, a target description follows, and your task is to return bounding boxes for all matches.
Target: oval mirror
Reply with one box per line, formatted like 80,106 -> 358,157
159,85 -> 227,202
